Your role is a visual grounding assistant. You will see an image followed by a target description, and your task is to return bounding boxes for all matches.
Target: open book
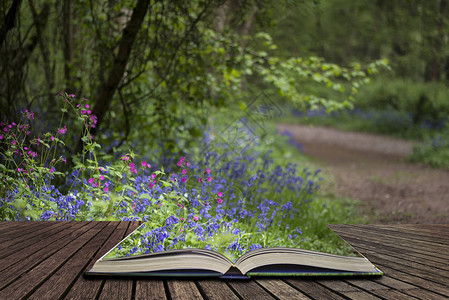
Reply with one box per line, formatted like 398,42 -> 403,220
86,223 -> 383,278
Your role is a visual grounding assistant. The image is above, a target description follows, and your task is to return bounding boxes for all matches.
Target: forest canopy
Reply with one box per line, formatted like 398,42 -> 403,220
0,0 -> 388,157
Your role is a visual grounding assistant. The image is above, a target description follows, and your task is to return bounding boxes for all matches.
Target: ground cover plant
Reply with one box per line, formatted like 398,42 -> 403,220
0,93 -> 360,258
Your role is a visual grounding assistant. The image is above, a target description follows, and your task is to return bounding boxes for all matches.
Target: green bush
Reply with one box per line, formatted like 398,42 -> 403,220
410,126 -> 449,169
355,78 -> 449,123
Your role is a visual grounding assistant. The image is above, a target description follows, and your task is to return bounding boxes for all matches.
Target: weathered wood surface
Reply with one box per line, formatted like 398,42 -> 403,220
0,222 -> 447,299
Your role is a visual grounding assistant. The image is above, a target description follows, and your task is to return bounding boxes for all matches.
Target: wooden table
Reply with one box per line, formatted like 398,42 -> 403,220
0,222 -> 447,299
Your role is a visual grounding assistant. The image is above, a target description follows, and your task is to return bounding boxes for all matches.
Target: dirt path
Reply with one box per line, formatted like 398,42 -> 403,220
277,123 -> 449,224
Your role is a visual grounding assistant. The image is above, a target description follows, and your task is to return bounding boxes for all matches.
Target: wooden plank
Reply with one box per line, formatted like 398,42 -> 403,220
332,224 -> 449,253
0,222 -> 106,299
0,221 -> 70,258
27,222 -> 120,300
403,288 -> 449,300
196,280 -> 239,300
377,224 -> 449,239
346,276 -> 442,299
343,291 -> 382,300
336,237 -> 449,285
371,289 -> 420,299
227,280 -> 275,300
332,225 -> 449,254
96,221 -> 140,300
255,279 -> 310,299
0,220 -> 40,237
331,226 -> 449,262
135,280 -> 167,300
0,221 -> 93,290
347,276 -> 415,291
0,221 -> 31,235
318,279 -> 366,292
0,221 -> 85,273
373,263 -> 449,298
98,279 -> 133,300
0,221 -> 63,248
285,279 -> 346,300
65,221 -> 137,300
335,233 -> 449,271
166,280 -> 203,300
356,224 -> 449,245
340,278 -> 416,299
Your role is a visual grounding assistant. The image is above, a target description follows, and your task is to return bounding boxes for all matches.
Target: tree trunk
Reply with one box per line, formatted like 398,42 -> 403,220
63,0 -> 73,88
0,0 -> 23,47
74,0 -> 150,153
424,0 -> 447,82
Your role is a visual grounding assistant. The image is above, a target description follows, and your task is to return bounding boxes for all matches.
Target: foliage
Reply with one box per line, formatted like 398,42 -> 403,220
0,93 -> 99,219
355,78 -> 449,124
287,107 -> 447,141
0,104 -> 361,258
410,126 -> 449,169
0,0 -> 387,156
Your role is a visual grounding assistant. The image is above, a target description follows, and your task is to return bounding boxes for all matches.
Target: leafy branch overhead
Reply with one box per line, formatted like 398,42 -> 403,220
0,0 -> 387,155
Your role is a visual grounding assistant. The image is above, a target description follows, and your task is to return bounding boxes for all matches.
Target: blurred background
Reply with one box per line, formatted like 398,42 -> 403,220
1,0 -> 449,223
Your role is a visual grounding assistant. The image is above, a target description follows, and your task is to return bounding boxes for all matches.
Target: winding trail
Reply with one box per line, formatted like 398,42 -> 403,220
277,123 -> 449,224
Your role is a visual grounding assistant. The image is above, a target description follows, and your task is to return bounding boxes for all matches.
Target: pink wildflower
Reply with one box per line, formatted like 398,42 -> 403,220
206,168 -> 211,174
100,175 -> 105,180
88,178 -> 95,184
217,198 -> 223,204
104,187 -> 109,192
193,216 -> 199,221
207,176 -> 212,182
181,177 -> 187,183
217,192 -> 223,197
182,169 -> 187,175
129,163 -> 137,174
58,125 -> 67,135
121,155 -> 129,162
198,177 -> 202,183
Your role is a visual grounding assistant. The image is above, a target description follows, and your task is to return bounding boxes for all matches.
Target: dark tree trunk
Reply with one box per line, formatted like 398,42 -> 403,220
424,0 -> 447,82
74,0 -> 150,153
63,0 -> 73,88
0,0 -> 23,47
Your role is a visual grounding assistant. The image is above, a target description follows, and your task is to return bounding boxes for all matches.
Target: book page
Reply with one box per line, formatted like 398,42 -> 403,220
102,219 -> 358,264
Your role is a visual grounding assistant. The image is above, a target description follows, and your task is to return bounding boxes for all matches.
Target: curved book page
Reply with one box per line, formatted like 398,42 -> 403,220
86,222 -> 383,277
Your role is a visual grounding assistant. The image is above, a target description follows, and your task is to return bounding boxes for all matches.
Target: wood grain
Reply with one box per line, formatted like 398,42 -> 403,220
0,222 -> 447,299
